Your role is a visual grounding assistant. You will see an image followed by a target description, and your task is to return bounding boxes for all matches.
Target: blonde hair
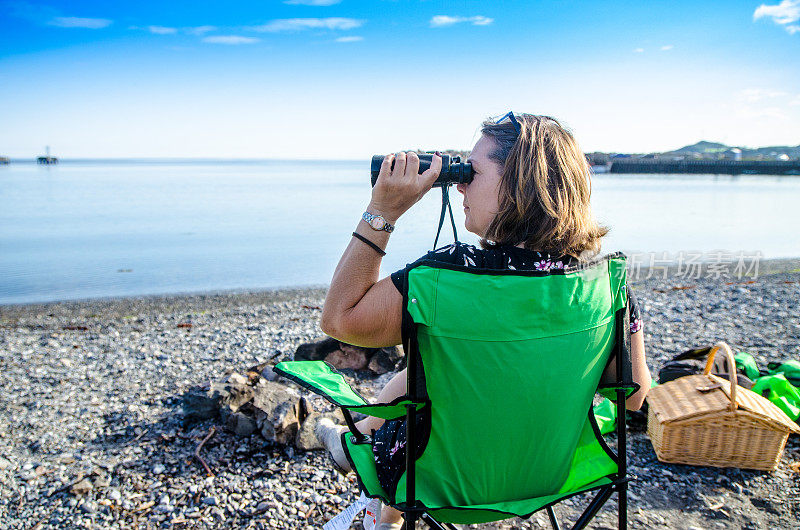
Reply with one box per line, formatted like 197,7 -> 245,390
480,114 -> 608,258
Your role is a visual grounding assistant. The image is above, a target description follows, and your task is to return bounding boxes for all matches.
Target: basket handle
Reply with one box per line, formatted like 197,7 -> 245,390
703,341 -> 737,412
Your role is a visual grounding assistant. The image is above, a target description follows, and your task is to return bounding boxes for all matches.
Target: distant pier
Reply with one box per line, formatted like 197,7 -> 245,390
609,159 -> 800,176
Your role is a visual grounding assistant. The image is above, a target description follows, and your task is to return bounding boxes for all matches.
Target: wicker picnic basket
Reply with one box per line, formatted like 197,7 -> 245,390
647,342 -> 800,470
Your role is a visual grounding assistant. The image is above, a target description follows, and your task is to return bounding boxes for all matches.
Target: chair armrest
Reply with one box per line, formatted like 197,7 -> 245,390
274,361 -> 424,421
274,360 -> 368,407
597,383 -> 640,402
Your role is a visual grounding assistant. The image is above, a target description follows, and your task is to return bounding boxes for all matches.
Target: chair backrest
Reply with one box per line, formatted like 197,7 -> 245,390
395,254 -> 628,511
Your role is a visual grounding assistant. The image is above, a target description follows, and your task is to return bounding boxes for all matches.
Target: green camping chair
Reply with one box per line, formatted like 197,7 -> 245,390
275,253 -> 639,529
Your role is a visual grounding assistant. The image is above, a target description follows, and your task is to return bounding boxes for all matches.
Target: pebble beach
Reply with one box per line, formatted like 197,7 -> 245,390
1,259 -> 799,529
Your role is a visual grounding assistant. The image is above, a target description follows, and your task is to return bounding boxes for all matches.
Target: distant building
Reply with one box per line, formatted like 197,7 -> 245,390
722,148 -> 742,161
778,153 -> 790,161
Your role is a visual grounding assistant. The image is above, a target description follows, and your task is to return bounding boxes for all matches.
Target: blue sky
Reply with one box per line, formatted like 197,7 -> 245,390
1,0 -> 798,158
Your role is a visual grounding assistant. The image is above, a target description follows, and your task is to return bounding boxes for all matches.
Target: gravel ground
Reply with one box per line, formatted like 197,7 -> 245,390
1,260 -> 799,529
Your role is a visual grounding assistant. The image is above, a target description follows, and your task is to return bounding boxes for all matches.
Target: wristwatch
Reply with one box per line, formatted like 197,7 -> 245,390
362,211 -> 395,233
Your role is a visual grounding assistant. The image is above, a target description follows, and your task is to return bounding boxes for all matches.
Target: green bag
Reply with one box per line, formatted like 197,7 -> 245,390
767,360 -> 800,387
751,373 -> 800,422
734,352 -> 760,381
593,399 -> 617,435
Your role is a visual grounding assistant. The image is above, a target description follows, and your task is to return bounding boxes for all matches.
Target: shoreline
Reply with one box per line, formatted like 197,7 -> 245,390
0,285 -> 329,312
2,255 -> 799,310
0,263 -> 798,528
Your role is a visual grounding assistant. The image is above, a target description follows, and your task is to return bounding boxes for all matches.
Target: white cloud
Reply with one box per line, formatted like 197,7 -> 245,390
186,25 -> 217,35
6,2 -> 111,30
148,25 -> 177,35
660,44 -> 674,51
470,16 -> 493,26
754,0 -> 800,32
739,88 -> 789,102
284,0 -> 342,5
251,18 -> 363,32
335,36 -> 363,42
633,48 -> 644,53
735,89 -> 793,120
737,105 -> 788,120
430,16 -> 459,27
754,0 -> 800,24
430,15 -> 494,28
48,16 -> 112,29
202,35 -> 260,45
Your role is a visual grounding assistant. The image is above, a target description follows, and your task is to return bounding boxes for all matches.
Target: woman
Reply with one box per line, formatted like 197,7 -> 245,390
317,113 -> 651,528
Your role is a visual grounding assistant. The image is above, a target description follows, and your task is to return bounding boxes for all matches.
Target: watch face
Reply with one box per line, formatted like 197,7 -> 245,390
369,216 -> 385,230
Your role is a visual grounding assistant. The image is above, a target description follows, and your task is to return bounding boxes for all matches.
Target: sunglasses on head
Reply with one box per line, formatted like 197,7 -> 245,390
494,111 -> 521,134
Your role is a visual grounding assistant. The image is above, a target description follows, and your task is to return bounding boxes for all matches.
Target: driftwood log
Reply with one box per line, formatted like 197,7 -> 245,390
180,337 -> 401,450
294,336 -> 404,375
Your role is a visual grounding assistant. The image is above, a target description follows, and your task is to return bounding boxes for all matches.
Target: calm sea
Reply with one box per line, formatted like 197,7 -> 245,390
2,160 -> 799,304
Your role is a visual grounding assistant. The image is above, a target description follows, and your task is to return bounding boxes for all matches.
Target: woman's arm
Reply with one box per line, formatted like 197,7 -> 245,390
320,152 -> 441,348
626,330 -> 651,410
601,330 -> 651,410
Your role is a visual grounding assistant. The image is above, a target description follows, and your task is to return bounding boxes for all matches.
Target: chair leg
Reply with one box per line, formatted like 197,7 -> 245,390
572,487 -> 615,530
420,513 -> 453,530
618,481 -> 628,529
546,506 -> 561,530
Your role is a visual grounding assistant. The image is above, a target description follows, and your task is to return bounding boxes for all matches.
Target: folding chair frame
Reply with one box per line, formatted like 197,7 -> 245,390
395,271 -> 637,530
279,257 -> 639,530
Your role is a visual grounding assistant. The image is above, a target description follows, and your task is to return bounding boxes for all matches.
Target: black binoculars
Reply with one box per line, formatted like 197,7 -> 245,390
370,154 -> 474,188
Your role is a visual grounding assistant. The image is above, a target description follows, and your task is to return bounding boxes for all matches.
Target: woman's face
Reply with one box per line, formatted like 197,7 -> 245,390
457,135 -> 504,237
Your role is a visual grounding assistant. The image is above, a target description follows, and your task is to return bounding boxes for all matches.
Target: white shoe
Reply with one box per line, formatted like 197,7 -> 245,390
374,503 -> 405,529
314,418 -> 352,475
375,522 -> 404,530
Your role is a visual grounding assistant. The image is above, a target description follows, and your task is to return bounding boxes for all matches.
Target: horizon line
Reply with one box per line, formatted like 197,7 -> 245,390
3,139 -> 800,162
1,156 -> 368,162
5,139 -> 800,160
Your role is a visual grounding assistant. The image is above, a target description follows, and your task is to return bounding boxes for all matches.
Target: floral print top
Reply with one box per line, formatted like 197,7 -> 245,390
390,242 -> 642,334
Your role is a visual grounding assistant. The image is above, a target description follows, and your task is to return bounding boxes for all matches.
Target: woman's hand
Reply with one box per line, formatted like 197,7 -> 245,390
321,151 -> 442,348
368,152 -> 442,223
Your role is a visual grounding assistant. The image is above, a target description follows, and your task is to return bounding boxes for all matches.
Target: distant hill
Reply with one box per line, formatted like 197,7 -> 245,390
668,141 -> 800,159
586,140 -> 800,165
671,141 -> 729,154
